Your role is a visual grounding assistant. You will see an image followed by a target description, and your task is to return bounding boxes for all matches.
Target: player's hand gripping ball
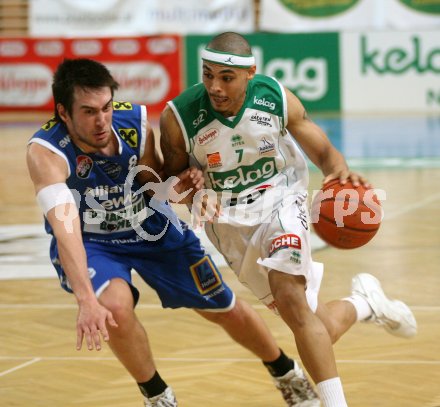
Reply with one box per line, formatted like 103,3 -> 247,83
311,179 -> 382,249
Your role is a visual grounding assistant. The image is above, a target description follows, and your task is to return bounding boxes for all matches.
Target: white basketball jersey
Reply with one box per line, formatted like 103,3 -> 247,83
168,74 -> 309,226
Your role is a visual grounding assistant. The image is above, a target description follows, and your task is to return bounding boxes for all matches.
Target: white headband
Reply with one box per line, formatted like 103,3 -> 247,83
201,48 -> 255,68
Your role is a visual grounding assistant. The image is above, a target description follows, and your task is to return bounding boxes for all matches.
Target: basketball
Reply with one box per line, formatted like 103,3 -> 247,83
311,179 -> 382,249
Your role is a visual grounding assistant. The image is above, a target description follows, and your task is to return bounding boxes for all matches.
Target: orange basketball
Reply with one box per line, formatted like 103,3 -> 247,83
311,179 -> 382,249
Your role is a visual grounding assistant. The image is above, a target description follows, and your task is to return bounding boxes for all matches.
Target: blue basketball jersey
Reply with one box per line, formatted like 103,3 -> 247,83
29,101 -> 192,250
29,102 -> 234,310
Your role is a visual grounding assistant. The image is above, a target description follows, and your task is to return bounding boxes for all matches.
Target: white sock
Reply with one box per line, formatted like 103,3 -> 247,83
317,377 -> 348,407
342,294 -> 373,321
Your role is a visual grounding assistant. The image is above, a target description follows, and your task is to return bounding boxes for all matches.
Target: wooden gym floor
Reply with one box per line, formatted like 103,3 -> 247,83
0,113 -> 439,407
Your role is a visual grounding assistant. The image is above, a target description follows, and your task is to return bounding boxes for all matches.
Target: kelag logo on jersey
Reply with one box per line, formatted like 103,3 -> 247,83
253,96 -> 276,111
207,157 -> 277,193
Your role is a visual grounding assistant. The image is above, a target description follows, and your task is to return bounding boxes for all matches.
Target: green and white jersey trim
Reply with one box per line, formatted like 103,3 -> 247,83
168,75 -> 308,226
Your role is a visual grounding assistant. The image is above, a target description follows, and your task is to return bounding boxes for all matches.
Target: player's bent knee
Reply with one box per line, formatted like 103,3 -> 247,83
273,283 -> 306,309
99,279 -> 135,323
106,300 -> 134,322
273,289 -> 313,328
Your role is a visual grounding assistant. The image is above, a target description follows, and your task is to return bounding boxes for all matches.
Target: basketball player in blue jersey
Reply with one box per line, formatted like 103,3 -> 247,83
27,58 -> 318,407
160,32 -> 418,407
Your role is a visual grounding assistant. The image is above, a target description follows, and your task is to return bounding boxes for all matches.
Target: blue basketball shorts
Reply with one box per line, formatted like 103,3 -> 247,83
49,234 -> 235,311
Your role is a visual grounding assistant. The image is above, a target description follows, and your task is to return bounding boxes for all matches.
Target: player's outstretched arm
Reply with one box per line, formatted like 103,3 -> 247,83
26,143 -> 117,350
284,88 -> 369,187
159,106 -> 190,177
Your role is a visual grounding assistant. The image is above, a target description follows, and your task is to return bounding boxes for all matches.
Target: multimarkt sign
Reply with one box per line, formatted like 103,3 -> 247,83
342,31 -> 440,113
185,33 -> 340,113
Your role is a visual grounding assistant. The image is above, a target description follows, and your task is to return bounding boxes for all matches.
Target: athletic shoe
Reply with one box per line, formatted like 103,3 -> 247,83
274,363 -> 321,406
352,273 -> 417,338
143,387 -> 177,407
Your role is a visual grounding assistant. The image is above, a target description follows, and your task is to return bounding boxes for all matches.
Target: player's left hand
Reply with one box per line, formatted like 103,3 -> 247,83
172,167 -> 205,203
323,170 -> 370,188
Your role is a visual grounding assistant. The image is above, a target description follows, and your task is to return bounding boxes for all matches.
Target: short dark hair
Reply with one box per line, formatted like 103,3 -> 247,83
52,58 -> 119,120
207,32 -> 252,55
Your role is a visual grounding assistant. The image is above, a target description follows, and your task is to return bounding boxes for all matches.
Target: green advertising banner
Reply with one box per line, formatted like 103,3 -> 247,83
398,0 -> 440,14
185,33 -> 340,112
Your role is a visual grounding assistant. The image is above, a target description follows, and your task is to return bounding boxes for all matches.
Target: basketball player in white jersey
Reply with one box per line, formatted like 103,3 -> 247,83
160,32 -> 417,407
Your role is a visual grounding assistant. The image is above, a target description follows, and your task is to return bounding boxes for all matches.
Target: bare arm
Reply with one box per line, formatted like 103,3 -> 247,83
136,121 -> 166,184
160,106 -> 220,222
26,143 -> 116,350
136,118 -> 203,203
159,105 -> 190,176
284,88 -> 368,186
